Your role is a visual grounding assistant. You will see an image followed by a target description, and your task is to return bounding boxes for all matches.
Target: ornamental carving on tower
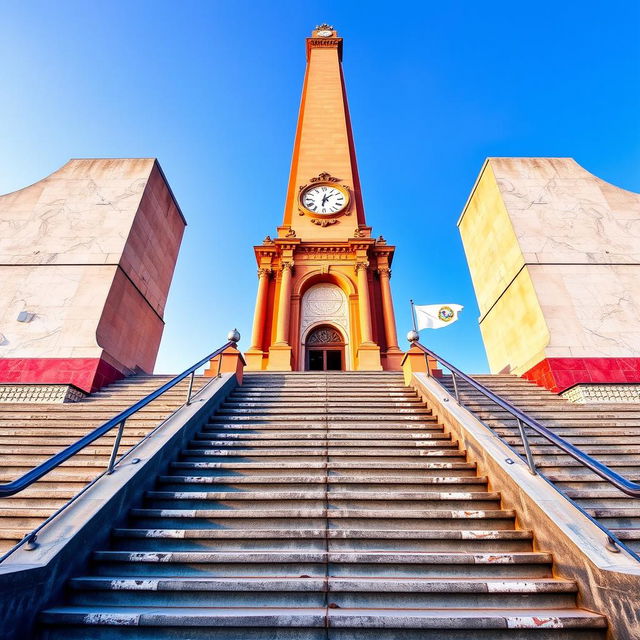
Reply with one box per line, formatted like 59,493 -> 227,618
307,327 -> 343,345
300,283 -> 349,340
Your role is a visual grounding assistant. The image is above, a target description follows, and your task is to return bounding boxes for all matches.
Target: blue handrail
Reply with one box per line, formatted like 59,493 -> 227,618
411,340 -> 640,498
0,339 -> 236,498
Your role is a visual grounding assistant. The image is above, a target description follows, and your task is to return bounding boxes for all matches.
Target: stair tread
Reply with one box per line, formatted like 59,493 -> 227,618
69,575 -> 577,592
39,605 -> 606,628
129,508 -> 515,518
112,528 -> 533,539
93,551 -> 549,563
145,490 -> 501,499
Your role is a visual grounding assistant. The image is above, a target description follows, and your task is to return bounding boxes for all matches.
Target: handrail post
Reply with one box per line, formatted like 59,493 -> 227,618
106,419 -> 126,475
186,371 -> 195,405
216,352 -> 223,377
516,417 -> 537,475
451,371 -> 460,403
424,354 -> 431,377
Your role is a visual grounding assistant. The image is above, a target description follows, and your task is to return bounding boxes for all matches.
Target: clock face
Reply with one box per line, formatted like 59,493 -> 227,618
302,185 -> 347,215
317,30 -> 333,37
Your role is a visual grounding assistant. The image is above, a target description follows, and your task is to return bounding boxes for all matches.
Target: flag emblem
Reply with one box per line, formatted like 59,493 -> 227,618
438,306 -> 455,322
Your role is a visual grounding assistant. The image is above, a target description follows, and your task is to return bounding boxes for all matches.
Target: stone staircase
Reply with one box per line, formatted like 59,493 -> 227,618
440,374 -> 640,553
0,375 -> 211,552
38,372 -> 606,638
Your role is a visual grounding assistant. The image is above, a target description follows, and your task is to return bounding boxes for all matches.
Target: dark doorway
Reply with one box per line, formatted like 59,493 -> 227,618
308,349 -> 325,371
326,350 -> 342,370
305,326 -> 345,371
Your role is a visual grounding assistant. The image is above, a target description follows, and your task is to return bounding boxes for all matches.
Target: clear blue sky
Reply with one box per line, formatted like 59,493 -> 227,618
1,1 -> 638,373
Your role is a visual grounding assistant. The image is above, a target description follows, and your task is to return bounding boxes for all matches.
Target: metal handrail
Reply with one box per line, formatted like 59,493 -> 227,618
410,339 -> 640,498
0,333 -> 239,498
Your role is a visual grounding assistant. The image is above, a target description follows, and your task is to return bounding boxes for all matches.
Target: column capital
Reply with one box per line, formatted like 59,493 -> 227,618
257,267 -> 272,278
281,261 -> 294,272
378,267 -> 392,278
355,260 -> 369,273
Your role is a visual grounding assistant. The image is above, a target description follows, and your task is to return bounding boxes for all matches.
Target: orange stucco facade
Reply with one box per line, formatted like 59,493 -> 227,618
244,27 -> 403,372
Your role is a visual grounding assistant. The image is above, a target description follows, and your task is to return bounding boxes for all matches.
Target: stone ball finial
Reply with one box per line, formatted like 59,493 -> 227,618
227,329 -> 241,343
407,330 -> 419,343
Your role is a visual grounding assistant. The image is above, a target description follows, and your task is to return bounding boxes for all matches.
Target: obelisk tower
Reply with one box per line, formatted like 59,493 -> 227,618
245,25 -> 403,372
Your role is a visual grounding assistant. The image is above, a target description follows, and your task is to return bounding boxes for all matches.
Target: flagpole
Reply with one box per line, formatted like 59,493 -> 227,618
409,299 -> 418,332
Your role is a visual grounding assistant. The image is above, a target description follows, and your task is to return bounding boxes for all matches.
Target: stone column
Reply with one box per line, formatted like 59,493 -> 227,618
275,261 -> 293,345
378,267 -> 399,349
355,261 -> 374,344
249,268 -> 271,350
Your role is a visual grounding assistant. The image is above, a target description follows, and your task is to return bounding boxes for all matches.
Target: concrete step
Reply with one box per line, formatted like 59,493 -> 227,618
221,401 -> 424,409
157,474 -> 488,487
66,575 -> 579,608
89,550 -> 552,579
110,527 -> 534,552
142,491 -> 502,511
127,510 -> 517,533
203,422 -> 444,430
193,432 -> 452,441
38,608 -> 607,639
186,440 -> 457,449
169,460 -> 480,474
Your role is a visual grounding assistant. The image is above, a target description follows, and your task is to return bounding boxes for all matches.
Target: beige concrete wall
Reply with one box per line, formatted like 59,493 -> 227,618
0,158 -> 185,374
459,157 -> 640,374
0,264 -> 114,358
478,268 -> 550,374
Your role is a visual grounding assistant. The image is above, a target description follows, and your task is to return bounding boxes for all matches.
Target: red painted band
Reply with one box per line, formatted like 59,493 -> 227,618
522,357 -> 640,393
0,357 -> 124,393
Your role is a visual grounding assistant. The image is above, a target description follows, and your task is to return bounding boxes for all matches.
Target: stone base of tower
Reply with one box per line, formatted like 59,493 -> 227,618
382,348 -> 404,372
357,344 -> 383,371
244,349 -> 266,371
266,345 -> 294,371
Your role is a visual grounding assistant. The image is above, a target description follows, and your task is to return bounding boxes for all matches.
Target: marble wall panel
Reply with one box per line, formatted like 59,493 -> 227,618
96,268 -> 164,373
120,165 -> 185,317
0,159 -> 157,266
457,163 -> 525,316
491,158 -> 640,264
530,264 -> 640,359
0,265 -> 114,358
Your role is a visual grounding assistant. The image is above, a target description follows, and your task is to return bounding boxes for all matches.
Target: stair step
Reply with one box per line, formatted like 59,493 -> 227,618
39,606 -> 606,633
158,475 -> 488,485
128,507 -> 515,520
144,490 -> 501,500
112,528 -> 531,541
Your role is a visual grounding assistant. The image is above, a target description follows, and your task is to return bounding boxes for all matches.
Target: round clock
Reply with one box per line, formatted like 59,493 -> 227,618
317,30 -> 333,37
301,184 -> 348,215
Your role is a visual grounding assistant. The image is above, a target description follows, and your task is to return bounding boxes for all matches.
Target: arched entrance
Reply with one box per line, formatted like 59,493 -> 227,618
299,283 -> 351,371
305,325 -> 345,371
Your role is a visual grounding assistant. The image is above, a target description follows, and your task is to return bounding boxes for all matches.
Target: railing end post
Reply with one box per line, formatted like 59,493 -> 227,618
23,533 -> 38,551
606,536 -> 621,553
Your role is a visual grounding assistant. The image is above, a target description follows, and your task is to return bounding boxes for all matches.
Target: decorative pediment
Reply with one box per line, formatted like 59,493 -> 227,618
307,327 -> 343,345
309,171 -> 340,184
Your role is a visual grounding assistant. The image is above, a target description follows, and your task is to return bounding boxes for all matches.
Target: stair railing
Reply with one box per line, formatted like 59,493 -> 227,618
408,336 -> 640,561
0,330 -> 240,563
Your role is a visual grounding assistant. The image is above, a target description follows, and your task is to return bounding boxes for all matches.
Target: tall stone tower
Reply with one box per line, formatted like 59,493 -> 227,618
245,25 -> 402,372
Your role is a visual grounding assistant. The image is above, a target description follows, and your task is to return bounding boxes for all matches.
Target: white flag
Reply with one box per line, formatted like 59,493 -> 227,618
414,304 -> 463,330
